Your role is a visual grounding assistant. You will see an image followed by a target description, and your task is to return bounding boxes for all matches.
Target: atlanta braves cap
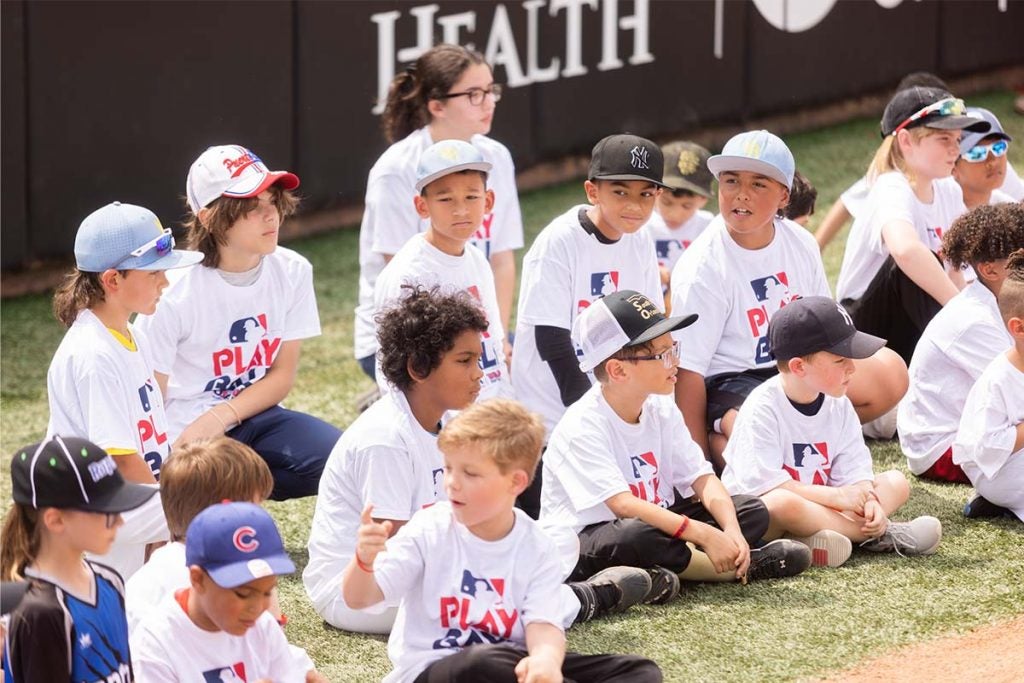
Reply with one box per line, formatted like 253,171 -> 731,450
572,290 -> 697,373
959,107 -> 1011,156
415,139 -> 493,192
589,134 -> 667,187
768,296 -> 886,361
707,130 -> 795,190
186,145 -> 300,212
661,141 -> 714,197
74,202 -> 203,272
10,435 -> 157,513
186,501 -> 295,588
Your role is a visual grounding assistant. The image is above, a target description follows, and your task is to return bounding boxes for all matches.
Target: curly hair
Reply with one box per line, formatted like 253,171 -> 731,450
999,248 -> 1024,323
942,203 -> 1024,269
375,285 -> 488,392
784,170 -> 817,221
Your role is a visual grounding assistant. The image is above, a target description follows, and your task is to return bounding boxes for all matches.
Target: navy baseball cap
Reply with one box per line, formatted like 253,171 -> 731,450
768,296 -> 886,361
415,139 -> 492,192
707,130 -> 795,190
75,202 -> 203,272
186,502 -> 295,588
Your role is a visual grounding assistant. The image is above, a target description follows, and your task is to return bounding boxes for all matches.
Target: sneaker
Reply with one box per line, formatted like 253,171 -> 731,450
569,566 -> 652,623
963,495 -> 1011,519
862,406 -> 898,440
747,539 -> 811,581
788,530 -> 853,568
860,516 -> 942,556
644,565 -> 681,605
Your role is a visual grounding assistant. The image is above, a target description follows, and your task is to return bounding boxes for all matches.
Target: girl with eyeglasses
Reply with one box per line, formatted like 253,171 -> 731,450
836,87 -> 990,368
46,202 -> 202,579
353,44 -> 523,384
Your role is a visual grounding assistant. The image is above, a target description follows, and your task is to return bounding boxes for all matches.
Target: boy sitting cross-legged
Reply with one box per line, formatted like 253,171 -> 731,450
342,399 -> 663,683
722,297 -> 942,566
540,290 -> 810,588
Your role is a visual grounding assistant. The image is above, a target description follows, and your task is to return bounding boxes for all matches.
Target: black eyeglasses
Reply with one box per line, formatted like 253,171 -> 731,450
440,84 -> 503,106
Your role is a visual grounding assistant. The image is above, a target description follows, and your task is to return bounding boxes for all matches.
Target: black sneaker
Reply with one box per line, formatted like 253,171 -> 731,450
569,566 -> 651,623
963,495 -> 1011,519
747,539 -> 811,581
644,566 -> 681,605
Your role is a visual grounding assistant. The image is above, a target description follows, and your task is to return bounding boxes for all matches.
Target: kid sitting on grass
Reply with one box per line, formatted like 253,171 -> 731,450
783,171 -> 817,227
540,290 -> 811,589
131,502 -> 325,682
722,297 -> 942,567
342,399 -> 663,683
953,249 -> 1024,522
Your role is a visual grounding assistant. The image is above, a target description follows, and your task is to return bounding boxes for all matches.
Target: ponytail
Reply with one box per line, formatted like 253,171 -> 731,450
1,504 -> 42,581
867,128 -> 930,186
52,269 -> 108,328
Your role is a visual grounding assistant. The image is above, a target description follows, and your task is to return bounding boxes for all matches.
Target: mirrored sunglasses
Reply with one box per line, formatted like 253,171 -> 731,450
117,228 -> 174,266
892,97 -> 967,136
961,139 -> 1009,163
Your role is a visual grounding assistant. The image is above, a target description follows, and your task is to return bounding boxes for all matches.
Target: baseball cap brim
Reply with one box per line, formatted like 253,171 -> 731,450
85,481 -> 158,514
706,156 -> 790,189
415,161 -> 492,192
205,553 -> 297,589
826,330 -> 887,360
223,170 -> 300,201
663,176 -> 712,197
591,173 -> 670,188
130,248 -> 205,271
627,313 -> 699,347
922,114 -> 989,133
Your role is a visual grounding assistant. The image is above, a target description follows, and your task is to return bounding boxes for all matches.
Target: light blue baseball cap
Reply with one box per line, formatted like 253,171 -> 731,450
707,130 -> 795,190
415,139 -> 492,192
959,107 -> 1011,156
74,202 -> 204,272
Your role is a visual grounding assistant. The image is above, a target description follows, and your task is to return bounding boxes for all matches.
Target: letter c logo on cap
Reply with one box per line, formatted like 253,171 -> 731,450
233,526 -> 259,553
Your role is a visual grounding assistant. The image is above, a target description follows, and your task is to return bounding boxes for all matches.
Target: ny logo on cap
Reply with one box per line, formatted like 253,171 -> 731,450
630,145 -> 650,170
835,302 -> 854,328
233,526 -> 259,553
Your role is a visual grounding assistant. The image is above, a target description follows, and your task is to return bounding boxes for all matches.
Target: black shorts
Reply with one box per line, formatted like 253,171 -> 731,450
704,367 -> 779,431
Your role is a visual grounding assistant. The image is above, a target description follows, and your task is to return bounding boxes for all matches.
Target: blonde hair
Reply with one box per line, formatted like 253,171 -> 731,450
0,504 -> 42,581
160,436 -> 274,540
437,399 -> 545,484
867,127 -> 932,185
184,185 -> 298,268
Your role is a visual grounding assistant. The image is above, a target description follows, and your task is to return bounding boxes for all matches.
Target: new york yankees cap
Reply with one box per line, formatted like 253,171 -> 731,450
10,435 -> 157,513
186,501 -> 295,588
768,296 -> 886,362
186,144 -> 300,212
589,134 -> 668,187
415,139 -> 493,192
707,130 -> 795,190
572,290 -> 697,373
75,202 -> 203,272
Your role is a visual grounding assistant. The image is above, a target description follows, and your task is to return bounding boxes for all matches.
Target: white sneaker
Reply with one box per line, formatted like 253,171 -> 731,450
862,405 -> 898,440
789,529 -> 853,568
860,516 -> 942,556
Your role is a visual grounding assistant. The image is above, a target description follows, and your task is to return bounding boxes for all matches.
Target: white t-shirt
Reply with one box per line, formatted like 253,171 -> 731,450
670,216 -> 830,377
304,390 -> 445,613
135,248 -> 322,439
898,281 -> 1011,474
720,376 -> 875,496
642,208 -> 714,279
989,188 -> 1016,205
125,541 -> 187,633
840,177 -> 870,220
513,205 -> 662,435
354,127 -> 525,359
372,503 -> 565,683
372,233 -> 511,400
540,385 -> 714,574
47,309 -> 171,476
836,173 -> 966,301
953,352 -> 1024,479
1001,162 -> 1024,201
131,590 -> 313,682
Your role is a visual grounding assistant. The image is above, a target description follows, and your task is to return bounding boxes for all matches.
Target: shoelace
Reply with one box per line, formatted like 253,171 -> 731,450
859,524 -> 911,558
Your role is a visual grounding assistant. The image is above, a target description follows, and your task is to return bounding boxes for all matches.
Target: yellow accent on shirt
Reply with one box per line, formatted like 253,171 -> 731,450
106,327 -> 137,352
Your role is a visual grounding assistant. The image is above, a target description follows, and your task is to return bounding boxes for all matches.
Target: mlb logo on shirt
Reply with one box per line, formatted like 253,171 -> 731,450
784,442 -> 832,485
746,271 -> 796,365
655,239 -> 689,264
926,226 -> 943,248
229,315 -> 267,344
628,451 -> 664,506
590,271 -> 620,297
460,570 -> 505,599
203,663 -> 247,682
749,272 -> 792,307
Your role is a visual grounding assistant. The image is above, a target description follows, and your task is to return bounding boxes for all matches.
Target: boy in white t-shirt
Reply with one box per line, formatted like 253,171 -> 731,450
722,297 -> 942,567
342,400 -> 662,683
953,250 -> 1024,522
541,290 -> 811,588
132,502 -> 325,682
898,204 -> 1022,484
372,139 -> 512,403
953,107 -> 1015,210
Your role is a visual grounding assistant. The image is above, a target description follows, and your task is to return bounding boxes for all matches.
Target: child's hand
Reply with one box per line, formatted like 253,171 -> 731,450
722,526 -> 751,579
305,670 -> 329,683
860,499 -> 888,538
515,655 -> 563,683
356,504 -> 393,568
839,486 -> 870,515
699,526 -> 741,574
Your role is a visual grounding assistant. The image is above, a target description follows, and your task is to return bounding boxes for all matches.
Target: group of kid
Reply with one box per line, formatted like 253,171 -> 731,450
2,43 -> 1022,683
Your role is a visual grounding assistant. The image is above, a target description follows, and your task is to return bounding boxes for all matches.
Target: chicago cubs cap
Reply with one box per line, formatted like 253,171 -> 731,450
415,139 -> 492,192
768,296 -> 886,362
10,435 -> 157,513
186,501 -> 295,588
661,141 -> 713,197
707,130 -> 795,190
959,107 -> 1011,156
589,134 -> 667,187
572,290 -> 697,373
186,144 -> 300,212
74,202 -> 203,272
880,87 -> 988,138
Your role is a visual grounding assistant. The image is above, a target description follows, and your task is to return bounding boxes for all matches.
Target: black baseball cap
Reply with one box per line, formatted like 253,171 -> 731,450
11,435 -> 157,513
880,86 -> 988,138
588,134 -> 667,187
662,141 -> 714,197
768,296 -> 886,361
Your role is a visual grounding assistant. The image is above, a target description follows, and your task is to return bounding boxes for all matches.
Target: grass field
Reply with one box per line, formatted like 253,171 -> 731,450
2,90 -> 1023,682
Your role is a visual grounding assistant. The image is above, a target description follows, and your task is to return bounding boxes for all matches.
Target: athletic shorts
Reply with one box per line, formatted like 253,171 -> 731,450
704,367 -> 779,432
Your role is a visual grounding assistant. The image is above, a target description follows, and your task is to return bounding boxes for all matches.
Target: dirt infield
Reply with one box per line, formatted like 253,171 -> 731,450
818,617 -> 1024,682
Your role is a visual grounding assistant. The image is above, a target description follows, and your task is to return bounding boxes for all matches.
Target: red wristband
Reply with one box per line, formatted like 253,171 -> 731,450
673,516 -> 690,539
355,555 -> 375,573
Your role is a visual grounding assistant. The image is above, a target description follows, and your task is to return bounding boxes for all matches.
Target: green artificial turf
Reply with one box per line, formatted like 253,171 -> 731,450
2,90 -> 1022,682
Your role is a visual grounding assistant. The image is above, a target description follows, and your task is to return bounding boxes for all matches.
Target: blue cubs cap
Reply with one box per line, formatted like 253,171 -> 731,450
959,107 -> 1011,156
74,202 -> 204,272
415,139 -> 492,192
707,130 -> 795,190
186,502 -> 295,588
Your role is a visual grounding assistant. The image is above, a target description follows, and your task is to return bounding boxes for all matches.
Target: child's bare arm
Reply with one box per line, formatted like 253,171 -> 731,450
814,199 -> 851,251
516,622 -> 566,683
675,370 -> 711,458
340,504 -> 391,610
691,474 -> 750,577
776,478 -> 872,514
881,220 -> 959,305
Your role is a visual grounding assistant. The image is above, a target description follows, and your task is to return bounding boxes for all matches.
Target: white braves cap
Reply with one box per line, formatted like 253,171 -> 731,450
186,145 -> 299,212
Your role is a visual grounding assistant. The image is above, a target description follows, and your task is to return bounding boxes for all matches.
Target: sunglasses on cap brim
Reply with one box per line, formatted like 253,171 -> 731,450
116,228 -> 174,267
891,97 -> 967,136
